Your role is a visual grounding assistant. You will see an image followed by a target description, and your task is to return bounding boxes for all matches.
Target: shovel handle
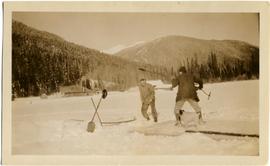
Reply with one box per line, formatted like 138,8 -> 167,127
200,89 -> 211,100
90,97 -> 102,122
91,98 -> 103,126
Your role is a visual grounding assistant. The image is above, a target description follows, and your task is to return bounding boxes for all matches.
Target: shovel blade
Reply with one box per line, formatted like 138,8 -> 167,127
87,121 -> 95,132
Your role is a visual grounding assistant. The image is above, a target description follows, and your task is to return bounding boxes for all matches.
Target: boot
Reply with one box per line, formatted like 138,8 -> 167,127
154,117 -> 158,123
174,112 -> 182,126
197,112 -> 206,124
175,121 -> 181,126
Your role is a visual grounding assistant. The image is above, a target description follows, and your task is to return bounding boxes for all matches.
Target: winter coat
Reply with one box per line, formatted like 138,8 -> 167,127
138,82 -> 155,104
172,72 -> 203,102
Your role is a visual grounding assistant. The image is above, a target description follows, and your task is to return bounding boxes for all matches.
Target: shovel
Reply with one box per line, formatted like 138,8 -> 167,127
87,89 -> 108,132
200,89 -> 211,100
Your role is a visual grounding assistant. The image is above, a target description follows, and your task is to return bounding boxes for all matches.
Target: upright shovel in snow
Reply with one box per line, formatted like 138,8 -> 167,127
87,89 -> 108,133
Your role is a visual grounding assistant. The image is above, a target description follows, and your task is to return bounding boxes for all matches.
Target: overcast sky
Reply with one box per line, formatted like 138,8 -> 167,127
13,12 -> 259,53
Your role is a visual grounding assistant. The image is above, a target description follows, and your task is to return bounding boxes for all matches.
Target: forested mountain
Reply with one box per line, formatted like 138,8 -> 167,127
12,20 -> 167,97
115,35 -> 259,80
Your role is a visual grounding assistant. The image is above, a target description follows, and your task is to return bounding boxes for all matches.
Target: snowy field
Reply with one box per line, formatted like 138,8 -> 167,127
12,80 -> 259,155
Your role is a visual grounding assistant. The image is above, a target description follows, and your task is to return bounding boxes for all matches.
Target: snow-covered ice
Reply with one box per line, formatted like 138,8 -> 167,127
12,80 -> 259,155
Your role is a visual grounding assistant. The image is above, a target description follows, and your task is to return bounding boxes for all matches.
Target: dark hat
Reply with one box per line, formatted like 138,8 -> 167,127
178,66 -> 187,73
102,89 -> 108,99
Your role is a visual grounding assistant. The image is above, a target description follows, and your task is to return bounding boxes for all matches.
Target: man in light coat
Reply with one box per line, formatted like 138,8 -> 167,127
138,78 -> 158,122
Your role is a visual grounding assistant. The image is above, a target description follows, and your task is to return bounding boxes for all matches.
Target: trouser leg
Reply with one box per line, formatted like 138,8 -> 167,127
188,99 -> 204,121
150,99 -> 158,122
187,99 -> 201,113
141,103 -> 150,120
174,100 -> 185,122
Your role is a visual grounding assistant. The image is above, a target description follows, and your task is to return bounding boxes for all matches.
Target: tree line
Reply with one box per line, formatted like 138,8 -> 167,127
169,51 -> 259,83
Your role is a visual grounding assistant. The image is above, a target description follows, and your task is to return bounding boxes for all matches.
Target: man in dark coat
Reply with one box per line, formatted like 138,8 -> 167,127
138,78 -> 158,122
171,66 -> 204,125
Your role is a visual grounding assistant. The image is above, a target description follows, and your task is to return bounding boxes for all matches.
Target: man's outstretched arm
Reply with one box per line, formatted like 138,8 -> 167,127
171,77 -> 179,89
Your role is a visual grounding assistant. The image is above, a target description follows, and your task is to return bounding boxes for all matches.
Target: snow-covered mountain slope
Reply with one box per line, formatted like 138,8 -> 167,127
115,35 -> 259,69
103,41 -> 145,54
12,80 -> 259,155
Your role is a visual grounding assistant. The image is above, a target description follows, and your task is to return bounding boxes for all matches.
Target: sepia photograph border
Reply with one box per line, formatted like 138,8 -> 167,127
2,1 -> 269,165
